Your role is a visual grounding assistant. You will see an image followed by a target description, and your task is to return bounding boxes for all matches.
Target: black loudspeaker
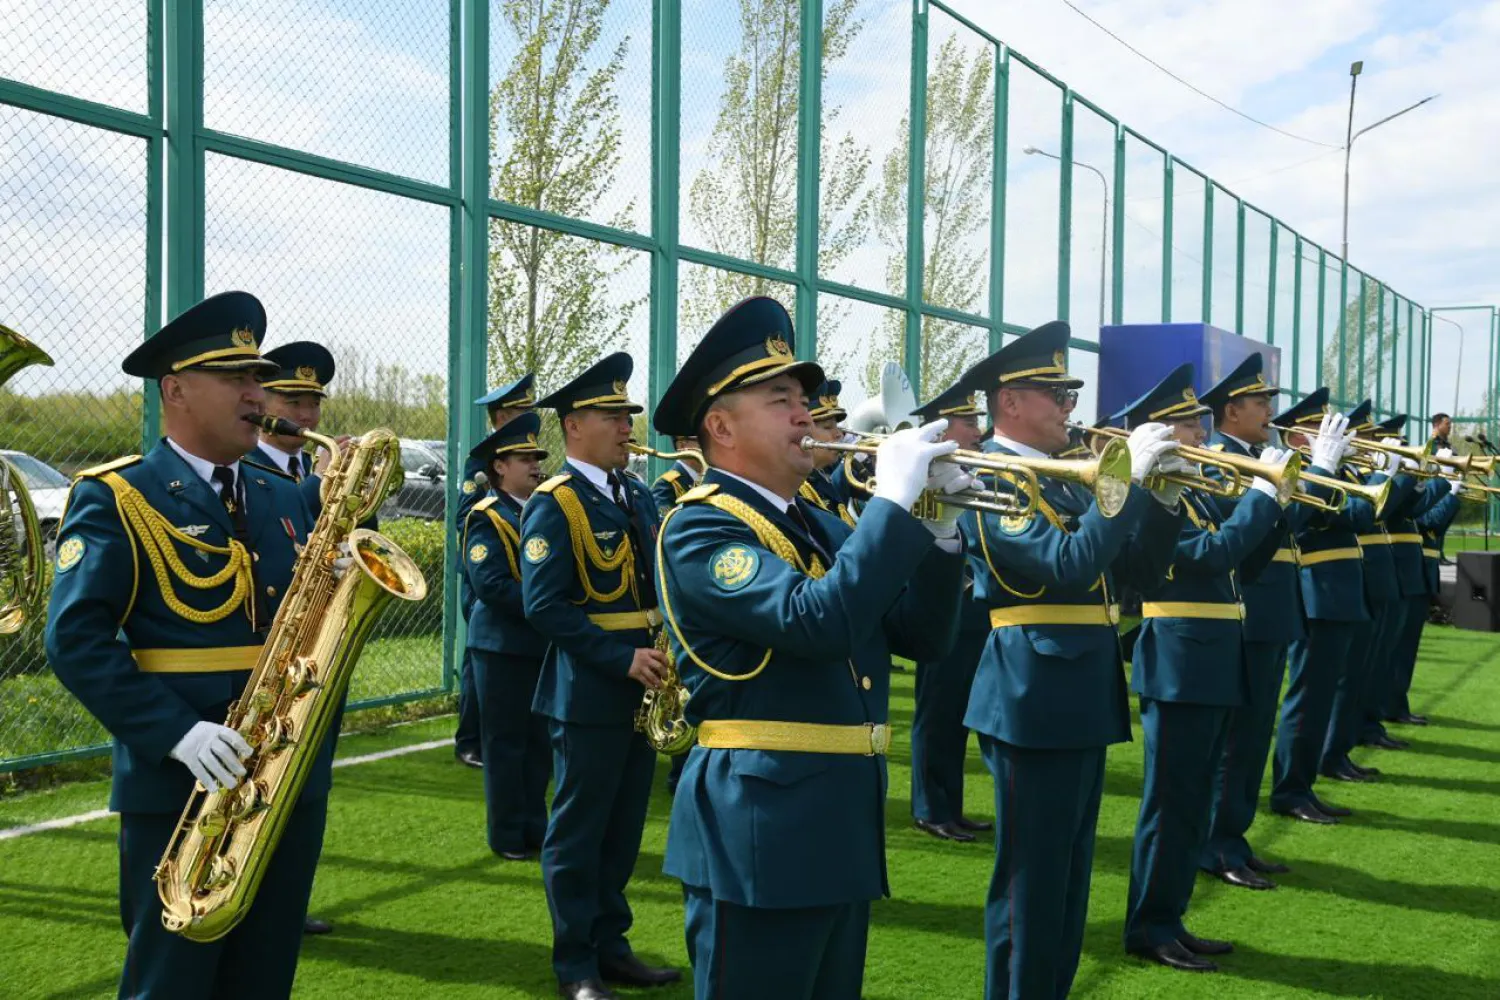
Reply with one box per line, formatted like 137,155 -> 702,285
1452,551 -> 1500,632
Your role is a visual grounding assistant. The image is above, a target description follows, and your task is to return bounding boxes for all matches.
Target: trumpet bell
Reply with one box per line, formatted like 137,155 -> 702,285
847,362 -> 920,435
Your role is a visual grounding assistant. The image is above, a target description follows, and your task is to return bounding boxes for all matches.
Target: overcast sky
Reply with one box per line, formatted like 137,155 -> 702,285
1,0 -> 1492,422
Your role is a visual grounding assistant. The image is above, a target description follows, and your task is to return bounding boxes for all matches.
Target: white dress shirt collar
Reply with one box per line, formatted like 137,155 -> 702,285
567,456 -> 615,498
166,437 -> 240,494
256,439 -> 303,476
991,433 -> 1051,460
717,470 -> 795,513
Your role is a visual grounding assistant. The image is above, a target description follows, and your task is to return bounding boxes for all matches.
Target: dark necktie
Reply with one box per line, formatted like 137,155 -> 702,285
606,471 -> 657,607
787,501 -> 832,565
212,466 -> 266,631
288,453 -> 303,482
1249,443 -> 1264,459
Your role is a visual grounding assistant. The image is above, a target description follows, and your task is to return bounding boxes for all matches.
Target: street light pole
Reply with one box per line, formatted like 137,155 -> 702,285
1025,146 -> 1108,328
1340,60 -> 1438,263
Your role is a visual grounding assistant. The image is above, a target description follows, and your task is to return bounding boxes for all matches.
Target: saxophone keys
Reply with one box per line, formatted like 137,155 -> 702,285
196,804 -> 229,838
284,656 -> 322,698
202,855 -> 237,891
264,715 -> 298,752
231,780 -> 270,821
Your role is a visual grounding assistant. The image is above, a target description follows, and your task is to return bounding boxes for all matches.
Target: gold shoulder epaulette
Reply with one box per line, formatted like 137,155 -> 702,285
76,455 -> 142,479
659,469 -> 682,484
243,458 -> 293,481
473,496 -> 498,512
679,483 -> 720,503
535,474 -> 572,495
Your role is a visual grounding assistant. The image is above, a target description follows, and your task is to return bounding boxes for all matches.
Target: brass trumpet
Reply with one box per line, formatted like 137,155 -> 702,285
1347,437 -> 1439,476
1298,471 -> 1396,517
1078,424 -> 1317,509
803,435 -> 1135,519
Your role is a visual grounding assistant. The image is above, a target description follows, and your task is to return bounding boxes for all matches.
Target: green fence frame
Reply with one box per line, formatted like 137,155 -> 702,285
0,0 -> 1488,771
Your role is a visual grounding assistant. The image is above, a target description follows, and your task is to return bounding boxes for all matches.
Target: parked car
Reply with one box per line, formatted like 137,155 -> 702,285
0,450 -> 71,556
379,439 -> 447,521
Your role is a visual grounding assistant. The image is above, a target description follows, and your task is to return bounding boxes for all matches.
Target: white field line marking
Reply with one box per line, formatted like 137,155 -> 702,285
0,737 -> 455,842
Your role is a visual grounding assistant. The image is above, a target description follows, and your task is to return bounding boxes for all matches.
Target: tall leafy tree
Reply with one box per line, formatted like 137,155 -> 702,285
487,0 -> 641,389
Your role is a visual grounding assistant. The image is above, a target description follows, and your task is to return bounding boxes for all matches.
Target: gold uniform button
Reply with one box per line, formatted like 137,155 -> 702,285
860,676 -> 872,691
266,585 -> 277,597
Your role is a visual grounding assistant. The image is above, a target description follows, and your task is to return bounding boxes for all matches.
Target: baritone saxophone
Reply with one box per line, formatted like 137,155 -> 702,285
154,416 -> 427,942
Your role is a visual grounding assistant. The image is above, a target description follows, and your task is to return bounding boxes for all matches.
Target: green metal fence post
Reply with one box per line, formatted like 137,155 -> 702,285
1161,157 -> 1173,321
143,0 -> 166,435
794,0 -> 823,359
1056,92 -> 1073,323
989,46 -> 1008,350
160,0 -> 206,448
1317,250 -> 1327,393
1111,125 -> 1125,324
903,0 -> 928,383
1266,223 -> 1278,345
1358,276 -> 1368,406
650,0 -> 682,438
1337,261 -> 1348,403
1234,198 -> 1245,334
1201,182 -> 1213,324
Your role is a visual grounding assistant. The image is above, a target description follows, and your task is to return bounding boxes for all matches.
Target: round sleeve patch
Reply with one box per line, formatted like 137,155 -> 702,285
710,543 -> 759,592
56,536 -> 85,572
469,542 -> 488,564
461,480 -> 477,495
524,535 -> 550,564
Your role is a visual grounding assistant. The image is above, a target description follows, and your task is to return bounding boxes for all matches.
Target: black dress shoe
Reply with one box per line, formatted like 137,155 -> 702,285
598,954 -> 681,988
495,848 -> 532,861
455,748 -> 483,769
1362,734 -> 1410,751
1128,940 -> 1217,972
557,979 -> 618,1000
1347,759 -> 1382,778
1214,865 -> 1276,890
955,815 -> 993,832
1247,855 -> 1289,875
915,818 -> 976,842
1179,931 -> 1235,955
1393,712 -> 1429,726
1322,764 -> 1369,783
303,917 -> 333,935
1311,795 -> 1352,818
1275,803 -> 1339,825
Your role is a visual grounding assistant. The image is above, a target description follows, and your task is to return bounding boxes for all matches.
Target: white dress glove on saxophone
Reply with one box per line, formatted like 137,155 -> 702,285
170,721 -> 253,793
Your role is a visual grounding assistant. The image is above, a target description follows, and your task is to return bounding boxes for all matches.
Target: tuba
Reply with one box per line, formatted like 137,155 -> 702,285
155,416 -> 428,941
0,323 -> 54,634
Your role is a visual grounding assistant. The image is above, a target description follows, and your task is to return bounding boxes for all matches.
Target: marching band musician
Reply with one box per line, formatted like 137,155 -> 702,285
908,381 -> 992,842
454,374 -> 536,769
1319,400 -> 1422,784
801,378 -> 859,526
1197,355 -> 1322,890
46,292 -> 326,999
956,322 -> 1185,999
652,296 -> 968,1000
650,435 -> 705,513
1267,390 -> 1362,824
462,412 -> 553,861
520,353 -> 679,1000
1115,364 -> 1288,973
1399,454 -> 1464,723
1351,413 -> 1451,755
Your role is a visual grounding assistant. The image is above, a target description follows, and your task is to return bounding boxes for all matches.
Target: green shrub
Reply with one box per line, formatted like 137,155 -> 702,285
370,516 -> 448,640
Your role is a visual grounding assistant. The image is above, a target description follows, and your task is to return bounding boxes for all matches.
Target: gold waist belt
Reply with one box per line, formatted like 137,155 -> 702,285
133,646 -> 261,673
1356,534 -> 1392,545
1271,549 -> 1298,564
697,720 -> 891,756
1423,548 -> 1440,560
1141,602 -> 1244,621
989,604 -> 1121,628
1299,547 -> 1362,566
587,609 -> 663,631
1385,533 -> 1423,545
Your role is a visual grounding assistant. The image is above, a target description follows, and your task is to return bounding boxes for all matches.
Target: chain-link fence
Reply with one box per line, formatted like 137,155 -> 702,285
2,0 -> 1492,772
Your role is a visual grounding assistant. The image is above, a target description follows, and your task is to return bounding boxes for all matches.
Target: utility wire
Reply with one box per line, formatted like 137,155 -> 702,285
1054,0 -> 1343,149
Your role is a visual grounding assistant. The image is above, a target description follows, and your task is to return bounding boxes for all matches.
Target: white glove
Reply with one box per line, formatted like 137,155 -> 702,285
170,721 -> 252,793
873,420 -> 959,510
331,540 -> 353,581
1155,451 -> 1195,477
1125,423 -> 1178,485
1437,447 -> 1455,459
1381,437 -> 1416,472
1250,446 -> 1290,504
1309,411 -> 1352,470
920,462 -> 976,538
1449,478 -> 1465,497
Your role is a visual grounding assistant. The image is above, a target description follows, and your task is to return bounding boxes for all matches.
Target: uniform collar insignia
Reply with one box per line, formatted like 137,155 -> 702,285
180,524 -> 211,537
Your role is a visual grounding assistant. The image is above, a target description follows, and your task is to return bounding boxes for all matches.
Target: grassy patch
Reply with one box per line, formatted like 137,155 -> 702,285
3,628 -> 1499,998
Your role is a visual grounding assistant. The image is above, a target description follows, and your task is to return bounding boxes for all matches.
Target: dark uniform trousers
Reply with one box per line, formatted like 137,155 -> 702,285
1273,622 -> 1357,810
522,462 -> 664,984
473,651 -> 550,852
1200,637 -> 1286,871
910,597 -> 987,825
960,453 -> 1180,1000
1325,596 -> 1398,768
1124,487 -> 1280,951
47,443 -> 323,999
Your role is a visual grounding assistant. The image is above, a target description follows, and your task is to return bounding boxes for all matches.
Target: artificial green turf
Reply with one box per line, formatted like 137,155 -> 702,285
3,628 -> 1500,999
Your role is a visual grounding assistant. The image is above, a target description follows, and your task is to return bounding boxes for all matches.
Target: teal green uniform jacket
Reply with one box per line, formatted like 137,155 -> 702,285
463,493 -> 547,658
521,463 -> 662,725
1131,487 -> 1281,705
45,442 -> 319,814
961,447 -> 1182,749
659,472 -> 964,907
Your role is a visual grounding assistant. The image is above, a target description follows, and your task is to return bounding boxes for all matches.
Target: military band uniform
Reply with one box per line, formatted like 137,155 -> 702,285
463,414 -> 552,856
1270,391 -> 1373,817
455,375 -> 536,763
804,380 -> 859,528
520,355 -> 667,989
956,324 -> 1181,999
651,458 -> 699,796
1116,366 -> 1284,955
651,297 -> 965,1000
1393,486 -> 1462,719
45,293 -> 326,1000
